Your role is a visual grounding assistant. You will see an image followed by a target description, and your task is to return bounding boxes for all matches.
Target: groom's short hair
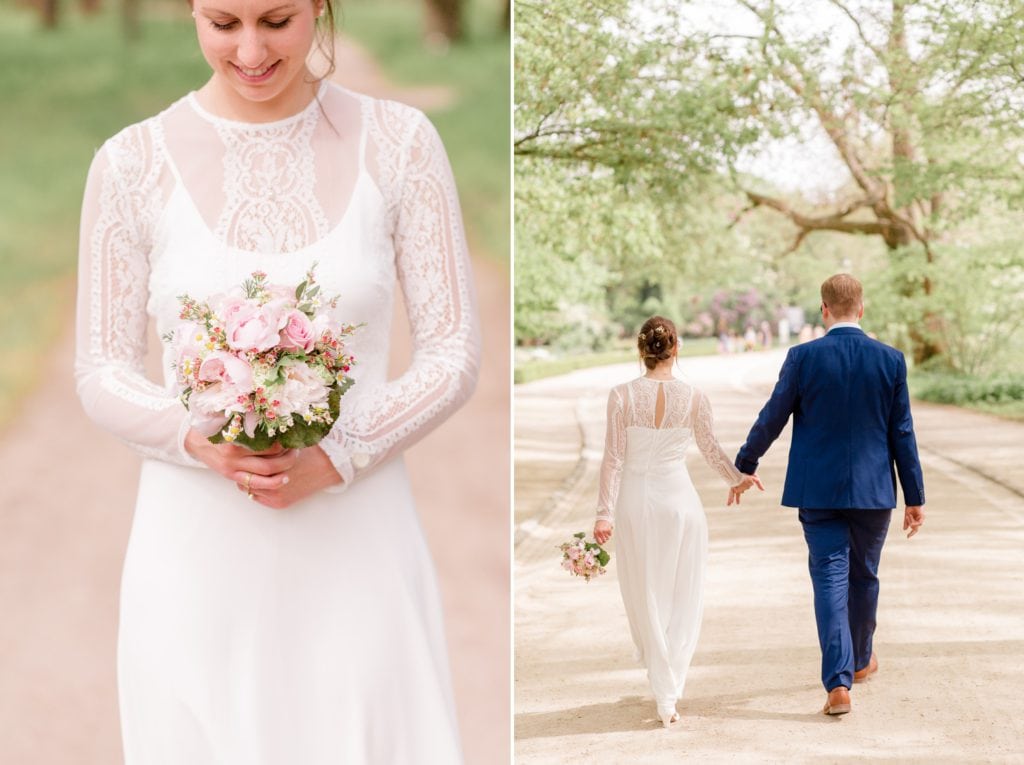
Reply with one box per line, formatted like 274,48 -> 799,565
821,273 -> 863,318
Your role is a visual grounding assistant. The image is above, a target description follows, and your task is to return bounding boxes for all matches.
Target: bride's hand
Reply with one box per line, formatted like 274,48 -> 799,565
185,428 -> 297,492
727,473 -> 765,506
243,445 -> 342,509
594,520 -> 613,545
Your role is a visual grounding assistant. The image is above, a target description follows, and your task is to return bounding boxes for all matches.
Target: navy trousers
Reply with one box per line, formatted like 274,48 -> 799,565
798,508 -> 892,691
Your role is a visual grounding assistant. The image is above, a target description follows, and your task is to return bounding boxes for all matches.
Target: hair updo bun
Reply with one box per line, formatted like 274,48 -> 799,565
637,316 -> 678,370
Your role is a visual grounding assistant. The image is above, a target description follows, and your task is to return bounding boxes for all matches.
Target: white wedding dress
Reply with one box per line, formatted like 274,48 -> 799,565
596,377 -> 741,719
74,81 -> 478,763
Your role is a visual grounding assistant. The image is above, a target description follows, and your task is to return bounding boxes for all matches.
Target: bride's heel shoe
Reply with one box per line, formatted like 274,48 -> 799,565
658,710 -> 679,728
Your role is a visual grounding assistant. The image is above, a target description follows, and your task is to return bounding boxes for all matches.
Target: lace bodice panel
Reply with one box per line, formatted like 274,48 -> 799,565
596,378 -> 742,522
75,83 -> 479,487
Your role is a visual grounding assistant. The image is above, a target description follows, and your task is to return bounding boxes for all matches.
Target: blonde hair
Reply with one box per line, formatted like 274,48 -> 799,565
820,273 -> 863,318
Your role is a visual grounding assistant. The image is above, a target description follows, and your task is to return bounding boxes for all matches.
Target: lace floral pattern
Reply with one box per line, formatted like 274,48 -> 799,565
316,99 -> 479,488
595,378 -> 742,522
212,109 -> 329,253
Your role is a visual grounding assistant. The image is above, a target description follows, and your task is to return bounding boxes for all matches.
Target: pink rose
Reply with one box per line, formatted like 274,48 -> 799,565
279,309 -> 316,353
223,300 -> 287,352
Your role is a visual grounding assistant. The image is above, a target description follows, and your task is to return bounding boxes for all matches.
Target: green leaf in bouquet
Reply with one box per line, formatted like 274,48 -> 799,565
596,548 -> 611,567
573,531 -> 585,539
295,280 -> 308,300
277,418 -> 331,449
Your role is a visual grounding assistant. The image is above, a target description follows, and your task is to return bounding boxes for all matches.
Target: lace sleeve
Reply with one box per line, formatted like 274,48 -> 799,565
74,126 -> 201,467
692,388 -> 743,487
596,387 -> 626,523
318,110 -> 480,489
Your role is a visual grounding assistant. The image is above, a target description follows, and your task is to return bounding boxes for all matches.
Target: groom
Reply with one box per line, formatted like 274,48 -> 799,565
733,274 -> 925,715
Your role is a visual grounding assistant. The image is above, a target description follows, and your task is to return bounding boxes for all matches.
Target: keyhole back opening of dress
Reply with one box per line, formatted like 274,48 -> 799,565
654,383 -> 666,429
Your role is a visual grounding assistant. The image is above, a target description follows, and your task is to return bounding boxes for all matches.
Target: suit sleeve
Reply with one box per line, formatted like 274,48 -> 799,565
734,347 -> 800,474
888,353 -> 925,505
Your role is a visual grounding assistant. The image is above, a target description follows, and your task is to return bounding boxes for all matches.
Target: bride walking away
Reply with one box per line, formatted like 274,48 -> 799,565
74,0 -> 478,760
593,316 -> 762,728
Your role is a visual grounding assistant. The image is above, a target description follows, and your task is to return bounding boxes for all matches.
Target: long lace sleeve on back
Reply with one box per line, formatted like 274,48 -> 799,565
596,387 -> 626,522
691,388 -> 743,487
74,125 -> 200,466
317,106 -> 480,489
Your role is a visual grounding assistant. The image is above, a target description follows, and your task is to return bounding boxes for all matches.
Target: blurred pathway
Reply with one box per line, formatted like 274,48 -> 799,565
515,350 -> 1024,763
0,37 -> 509,765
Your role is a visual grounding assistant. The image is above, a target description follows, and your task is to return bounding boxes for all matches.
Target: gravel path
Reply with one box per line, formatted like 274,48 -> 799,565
0,37 -> 509,765
514,349 -> 1024,764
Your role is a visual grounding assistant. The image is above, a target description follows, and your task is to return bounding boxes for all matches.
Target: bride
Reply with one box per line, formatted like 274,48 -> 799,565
74,0 -> 478,761
593,316 -> 761,728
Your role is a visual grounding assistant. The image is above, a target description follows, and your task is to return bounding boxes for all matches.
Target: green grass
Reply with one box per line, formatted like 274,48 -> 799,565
515,338 -> 720,384
340,0 -> 509,261
0,9 -> 211,425
0,2 -> 508,428
910,371 -> 1024,421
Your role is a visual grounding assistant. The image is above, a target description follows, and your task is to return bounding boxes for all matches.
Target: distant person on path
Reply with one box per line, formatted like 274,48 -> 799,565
592,316 -> 763,728
733,274 -> 925,716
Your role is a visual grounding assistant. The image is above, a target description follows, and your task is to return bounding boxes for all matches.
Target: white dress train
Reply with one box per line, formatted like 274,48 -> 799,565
596,377 -> 741,718
75,82 -> 478,763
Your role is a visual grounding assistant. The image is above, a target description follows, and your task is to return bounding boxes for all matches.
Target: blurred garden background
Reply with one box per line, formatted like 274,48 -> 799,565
514,0 -> 1024,417
0,0 -> 509,762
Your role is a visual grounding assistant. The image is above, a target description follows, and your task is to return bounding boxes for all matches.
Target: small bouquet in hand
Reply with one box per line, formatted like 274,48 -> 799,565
558,532 -> 610,582
167,266 -> 359,450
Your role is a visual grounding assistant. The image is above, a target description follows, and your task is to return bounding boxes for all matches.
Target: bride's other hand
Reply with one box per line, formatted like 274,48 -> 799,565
245,446 -> 342,509
185,428 -> 298,492
594,520 -> 613,545
726,473 -> 765,506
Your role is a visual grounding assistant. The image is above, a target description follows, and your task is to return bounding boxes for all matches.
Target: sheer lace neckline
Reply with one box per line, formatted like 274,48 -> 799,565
639,376 -> 679,383
185,81 -> 329,130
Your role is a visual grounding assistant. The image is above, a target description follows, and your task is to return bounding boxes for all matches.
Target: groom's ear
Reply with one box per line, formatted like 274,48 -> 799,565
857,304 -> 865,319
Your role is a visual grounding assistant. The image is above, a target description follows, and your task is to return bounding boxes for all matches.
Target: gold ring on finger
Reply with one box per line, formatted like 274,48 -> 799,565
244,472 -> 252,491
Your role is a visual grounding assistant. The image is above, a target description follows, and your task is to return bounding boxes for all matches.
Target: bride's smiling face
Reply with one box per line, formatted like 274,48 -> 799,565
192,0 -> 322,112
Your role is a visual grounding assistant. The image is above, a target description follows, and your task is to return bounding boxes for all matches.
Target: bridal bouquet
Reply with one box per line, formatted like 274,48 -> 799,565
558,532 -> 610,582
167,266 -> 359,450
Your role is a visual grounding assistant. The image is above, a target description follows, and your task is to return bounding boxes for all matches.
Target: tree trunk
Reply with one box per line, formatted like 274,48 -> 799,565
41,0 -> 58,28
423,0 -> 463,46
122,0 -> 140,40
80,0 -> 101,14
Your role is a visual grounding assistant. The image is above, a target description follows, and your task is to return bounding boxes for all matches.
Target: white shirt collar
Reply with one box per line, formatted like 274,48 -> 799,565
828,321 -> 862,332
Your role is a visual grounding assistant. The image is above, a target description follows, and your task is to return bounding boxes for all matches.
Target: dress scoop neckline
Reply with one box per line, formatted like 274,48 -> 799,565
186,81 -> 328,130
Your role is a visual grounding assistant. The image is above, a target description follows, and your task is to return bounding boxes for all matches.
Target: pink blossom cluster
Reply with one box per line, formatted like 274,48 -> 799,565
168,268 -> 359,449
558,534 -> 609,582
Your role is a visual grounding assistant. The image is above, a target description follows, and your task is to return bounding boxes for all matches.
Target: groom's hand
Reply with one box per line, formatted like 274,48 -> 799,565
727,473 -> 765,505
904,505 -> 925,538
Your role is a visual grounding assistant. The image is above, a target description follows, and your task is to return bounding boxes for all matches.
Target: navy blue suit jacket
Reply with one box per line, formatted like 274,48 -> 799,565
735,327 -> 925,509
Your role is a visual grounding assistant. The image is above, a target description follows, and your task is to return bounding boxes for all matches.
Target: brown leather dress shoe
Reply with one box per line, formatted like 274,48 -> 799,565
854,654 -> 878,683
823,686 -> 851,715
